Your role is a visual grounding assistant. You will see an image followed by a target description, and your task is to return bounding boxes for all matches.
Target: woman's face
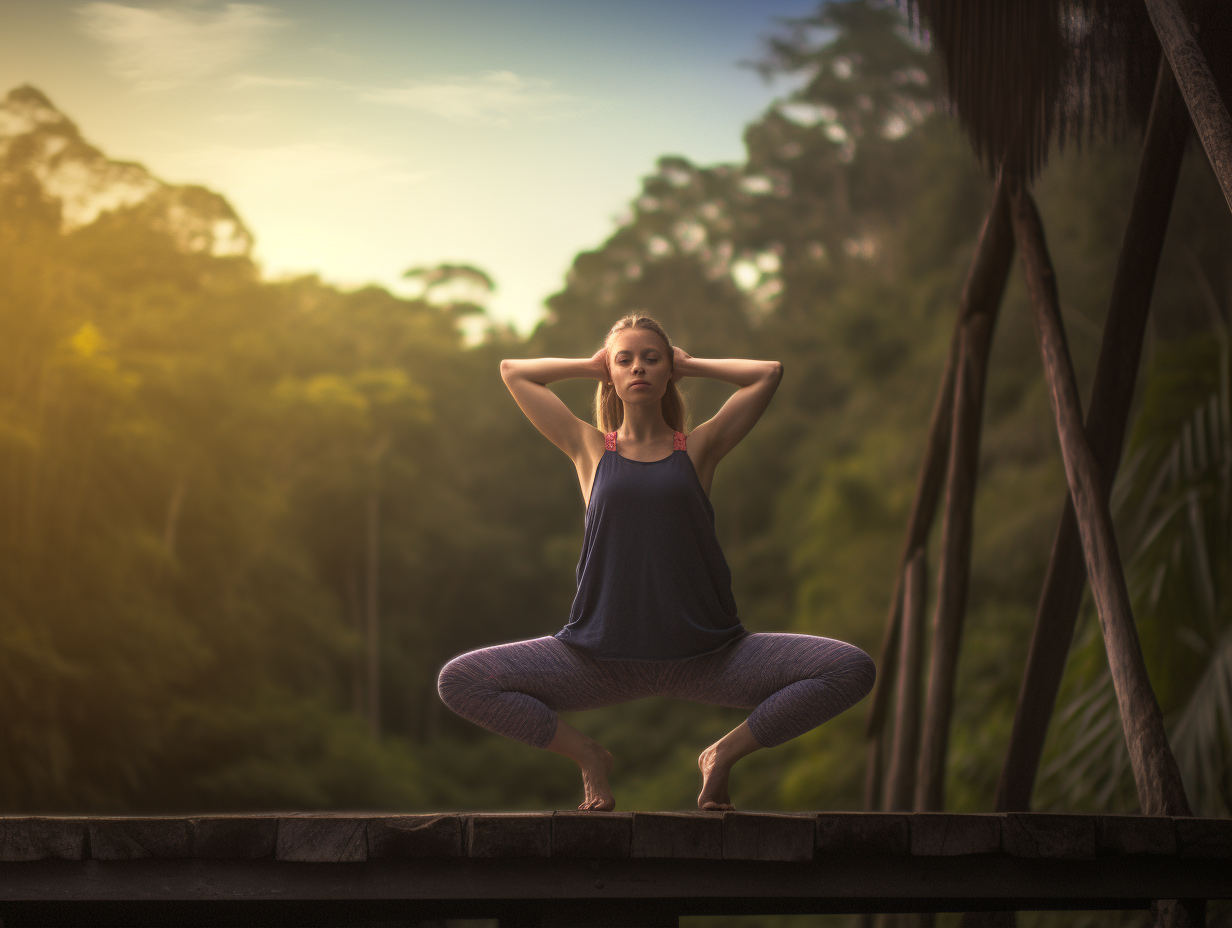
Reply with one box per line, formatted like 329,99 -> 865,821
607,328 -> 671,406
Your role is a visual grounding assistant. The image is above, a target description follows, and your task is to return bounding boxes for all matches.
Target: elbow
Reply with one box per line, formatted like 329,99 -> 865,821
768,360 -> 784,382
499,358 -> 516,383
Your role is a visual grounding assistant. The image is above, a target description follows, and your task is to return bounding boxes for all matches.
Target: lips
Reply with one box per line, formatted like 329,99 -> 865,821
631,380 -> 650,386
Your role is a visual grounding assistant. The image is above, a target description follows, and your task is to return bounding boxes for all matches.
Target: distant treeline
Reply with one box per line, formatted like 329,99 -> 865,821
1,1 -> 1228,819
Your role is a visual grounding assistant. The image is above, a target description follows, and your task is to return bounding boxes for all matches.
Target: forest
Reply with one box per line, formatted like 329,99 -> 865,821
1,0 -> 1230,836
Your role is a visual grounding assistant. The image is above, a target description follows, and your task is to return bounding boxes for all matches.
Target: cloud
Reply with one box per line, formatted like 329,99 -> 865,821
163,141 -> 429,194
76,2 -> 285,90
362,71 -> 573,124
230,74 -> 336,91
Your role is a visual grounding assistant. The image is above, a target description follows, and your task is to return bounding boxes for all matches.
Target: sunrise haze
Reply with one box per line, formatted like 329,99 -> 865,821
0,0 -> 819,331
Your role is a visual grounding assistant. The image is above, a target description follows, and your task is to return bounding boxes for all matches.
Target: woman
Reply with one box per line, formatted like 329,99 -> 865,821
438,314 -> 874,811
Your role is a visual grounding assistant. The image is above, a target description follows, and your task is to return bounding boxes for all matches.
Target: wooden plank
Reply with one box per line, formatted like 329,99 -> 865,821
1001,814 -> 1097,859
993,54 -> 1192,816
1175,816 -> 1232,858
190,816 -> 277,859
1144,0 -> 1232,213
0,818 -> 87,861
911,814 -> 1002,856
367,814 -> 463,858
552,812 -> 631,858
276,816 -> 367,863
721,812 -> 814,861
816,813 -> 910,856
1095,816 -> 1177,856
1009,183 -> 1192,819
631,812 -> 722,859
469,814 -> 551,858
88,818 -> 191,860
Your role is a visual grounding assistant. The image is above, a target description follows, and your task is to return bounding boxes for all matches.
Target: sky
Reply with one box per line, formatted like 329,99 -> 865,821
0,0 -> 822,332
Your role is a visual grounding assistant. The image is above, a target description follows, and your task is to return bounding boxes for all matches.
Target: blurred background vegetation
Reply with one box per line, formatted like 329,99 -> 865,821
1,0 -> 1230,840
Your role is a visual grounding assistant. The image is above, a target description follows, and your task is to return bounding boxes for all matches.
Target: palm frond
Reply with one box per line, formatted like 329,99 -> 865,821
1172,622 -> 1232,816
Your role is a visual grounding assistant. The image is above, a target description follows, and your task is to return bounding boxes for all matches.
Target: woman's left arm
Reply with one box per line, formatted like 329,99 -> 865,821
675,350 -> 783,476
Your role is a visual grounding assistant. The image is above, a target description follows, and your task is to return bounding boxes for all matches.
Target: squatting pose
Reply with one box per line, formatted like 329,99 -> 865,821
437,314 -> 875,811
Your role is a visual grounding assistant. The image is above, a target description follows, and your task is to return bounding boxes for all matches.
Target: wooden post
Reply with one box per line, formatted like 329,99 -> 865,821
1143,0 -> 1232,213
864,359 -> 954,811
863,179 -> 1015,810
884,548 -> 927,811
1007,182 -> 1192,818
915,303 -> 998,812
992,56 -> 1192,815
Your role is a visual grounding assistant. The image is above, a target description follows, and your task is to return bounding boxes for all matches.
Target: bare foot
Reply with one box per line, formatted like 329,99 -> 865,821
697,743 -> 735,811
696,722 -> 762,811
578,744 -> 615,811
546,720 -> 616,812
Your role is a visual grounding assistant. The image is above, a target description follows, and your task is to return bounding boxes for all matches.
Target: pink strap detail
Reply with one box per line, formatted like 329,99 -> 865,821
605,432 -> 617,451
674,431 -> 687,450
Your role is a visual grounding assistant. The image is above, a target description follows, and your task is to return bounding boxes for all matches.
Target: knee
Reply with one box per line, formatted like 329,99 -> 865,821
437,653 -> 485,711
847,646 -> 876,700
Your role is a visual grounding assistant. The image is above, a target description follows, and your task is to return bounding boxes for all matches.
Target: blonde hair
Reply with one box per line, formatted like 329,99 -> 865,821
594,314 -> 687,434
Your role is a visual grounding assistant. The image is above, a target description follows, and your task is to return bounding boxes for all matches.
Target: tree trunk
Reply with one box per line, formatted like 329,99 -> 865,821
1144,0 -> 1232,212
884,548 -> 928,811
366,491 -> 381,738
915,303 -> 998,812
992,55 -> 1192,815
345,566 -> 364,715
1008,182 -> 1192,819
163,471 -> 187,557
863,179 -> 1015,809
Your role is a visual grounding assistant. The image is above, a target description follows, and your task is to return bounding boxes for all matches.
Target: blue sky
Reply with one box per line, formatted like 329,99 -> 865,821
0,0 -> 823,330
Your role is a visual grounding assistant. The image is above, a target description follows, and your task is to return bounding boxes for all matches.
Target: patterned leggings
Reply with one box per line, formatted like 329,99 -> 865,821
436,633 -> 875,750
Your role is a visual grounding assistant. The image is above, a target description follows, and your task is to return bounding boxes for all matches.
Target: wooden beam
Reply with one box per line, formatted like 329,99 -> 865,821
915,297 -> 998,812
1007,183 -> 1192,819
1,813 -> 1229,926
863,180 -> 1015,810
992,56 -> 1192,816
1143,0 -> 1232,213
884,549 -> 927,811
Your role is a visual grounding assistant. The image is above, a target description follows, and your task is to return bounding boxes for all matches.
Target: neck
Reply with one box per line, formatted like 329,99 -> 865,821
619,402 -> 672,441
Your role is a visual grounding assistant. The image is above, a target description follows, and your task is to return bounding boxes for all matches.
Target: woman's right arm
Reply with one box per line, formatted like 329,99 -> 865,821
500,352 -> 606,459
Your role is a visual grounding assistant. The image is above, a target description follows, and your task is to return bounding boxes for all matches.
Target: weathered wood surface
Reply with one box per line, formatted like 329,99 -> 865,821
1144,0 -> 1232,213
993,54 -> 1193,818
0,813 -> 1228,925
0,812 -> 1225,863
1009,184 -> 1192,819
864,178 -> 1016,811
0,812 -> 1225,865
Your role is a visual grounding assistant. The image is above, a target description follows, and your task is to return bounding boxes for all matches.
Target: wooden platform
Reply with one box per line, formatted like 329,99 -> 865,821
1,812 -> 1230,926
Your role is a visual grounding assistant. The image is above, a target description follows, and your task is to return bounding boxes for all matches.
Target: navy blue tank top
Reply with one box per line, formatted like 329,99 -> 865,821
555,430 -> 747,661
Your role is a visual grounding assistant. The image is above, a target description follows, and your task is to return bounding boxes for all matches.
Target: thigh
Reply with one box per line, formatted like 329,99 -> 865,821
460,636 -> 661,714
657,632 -> 870,709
